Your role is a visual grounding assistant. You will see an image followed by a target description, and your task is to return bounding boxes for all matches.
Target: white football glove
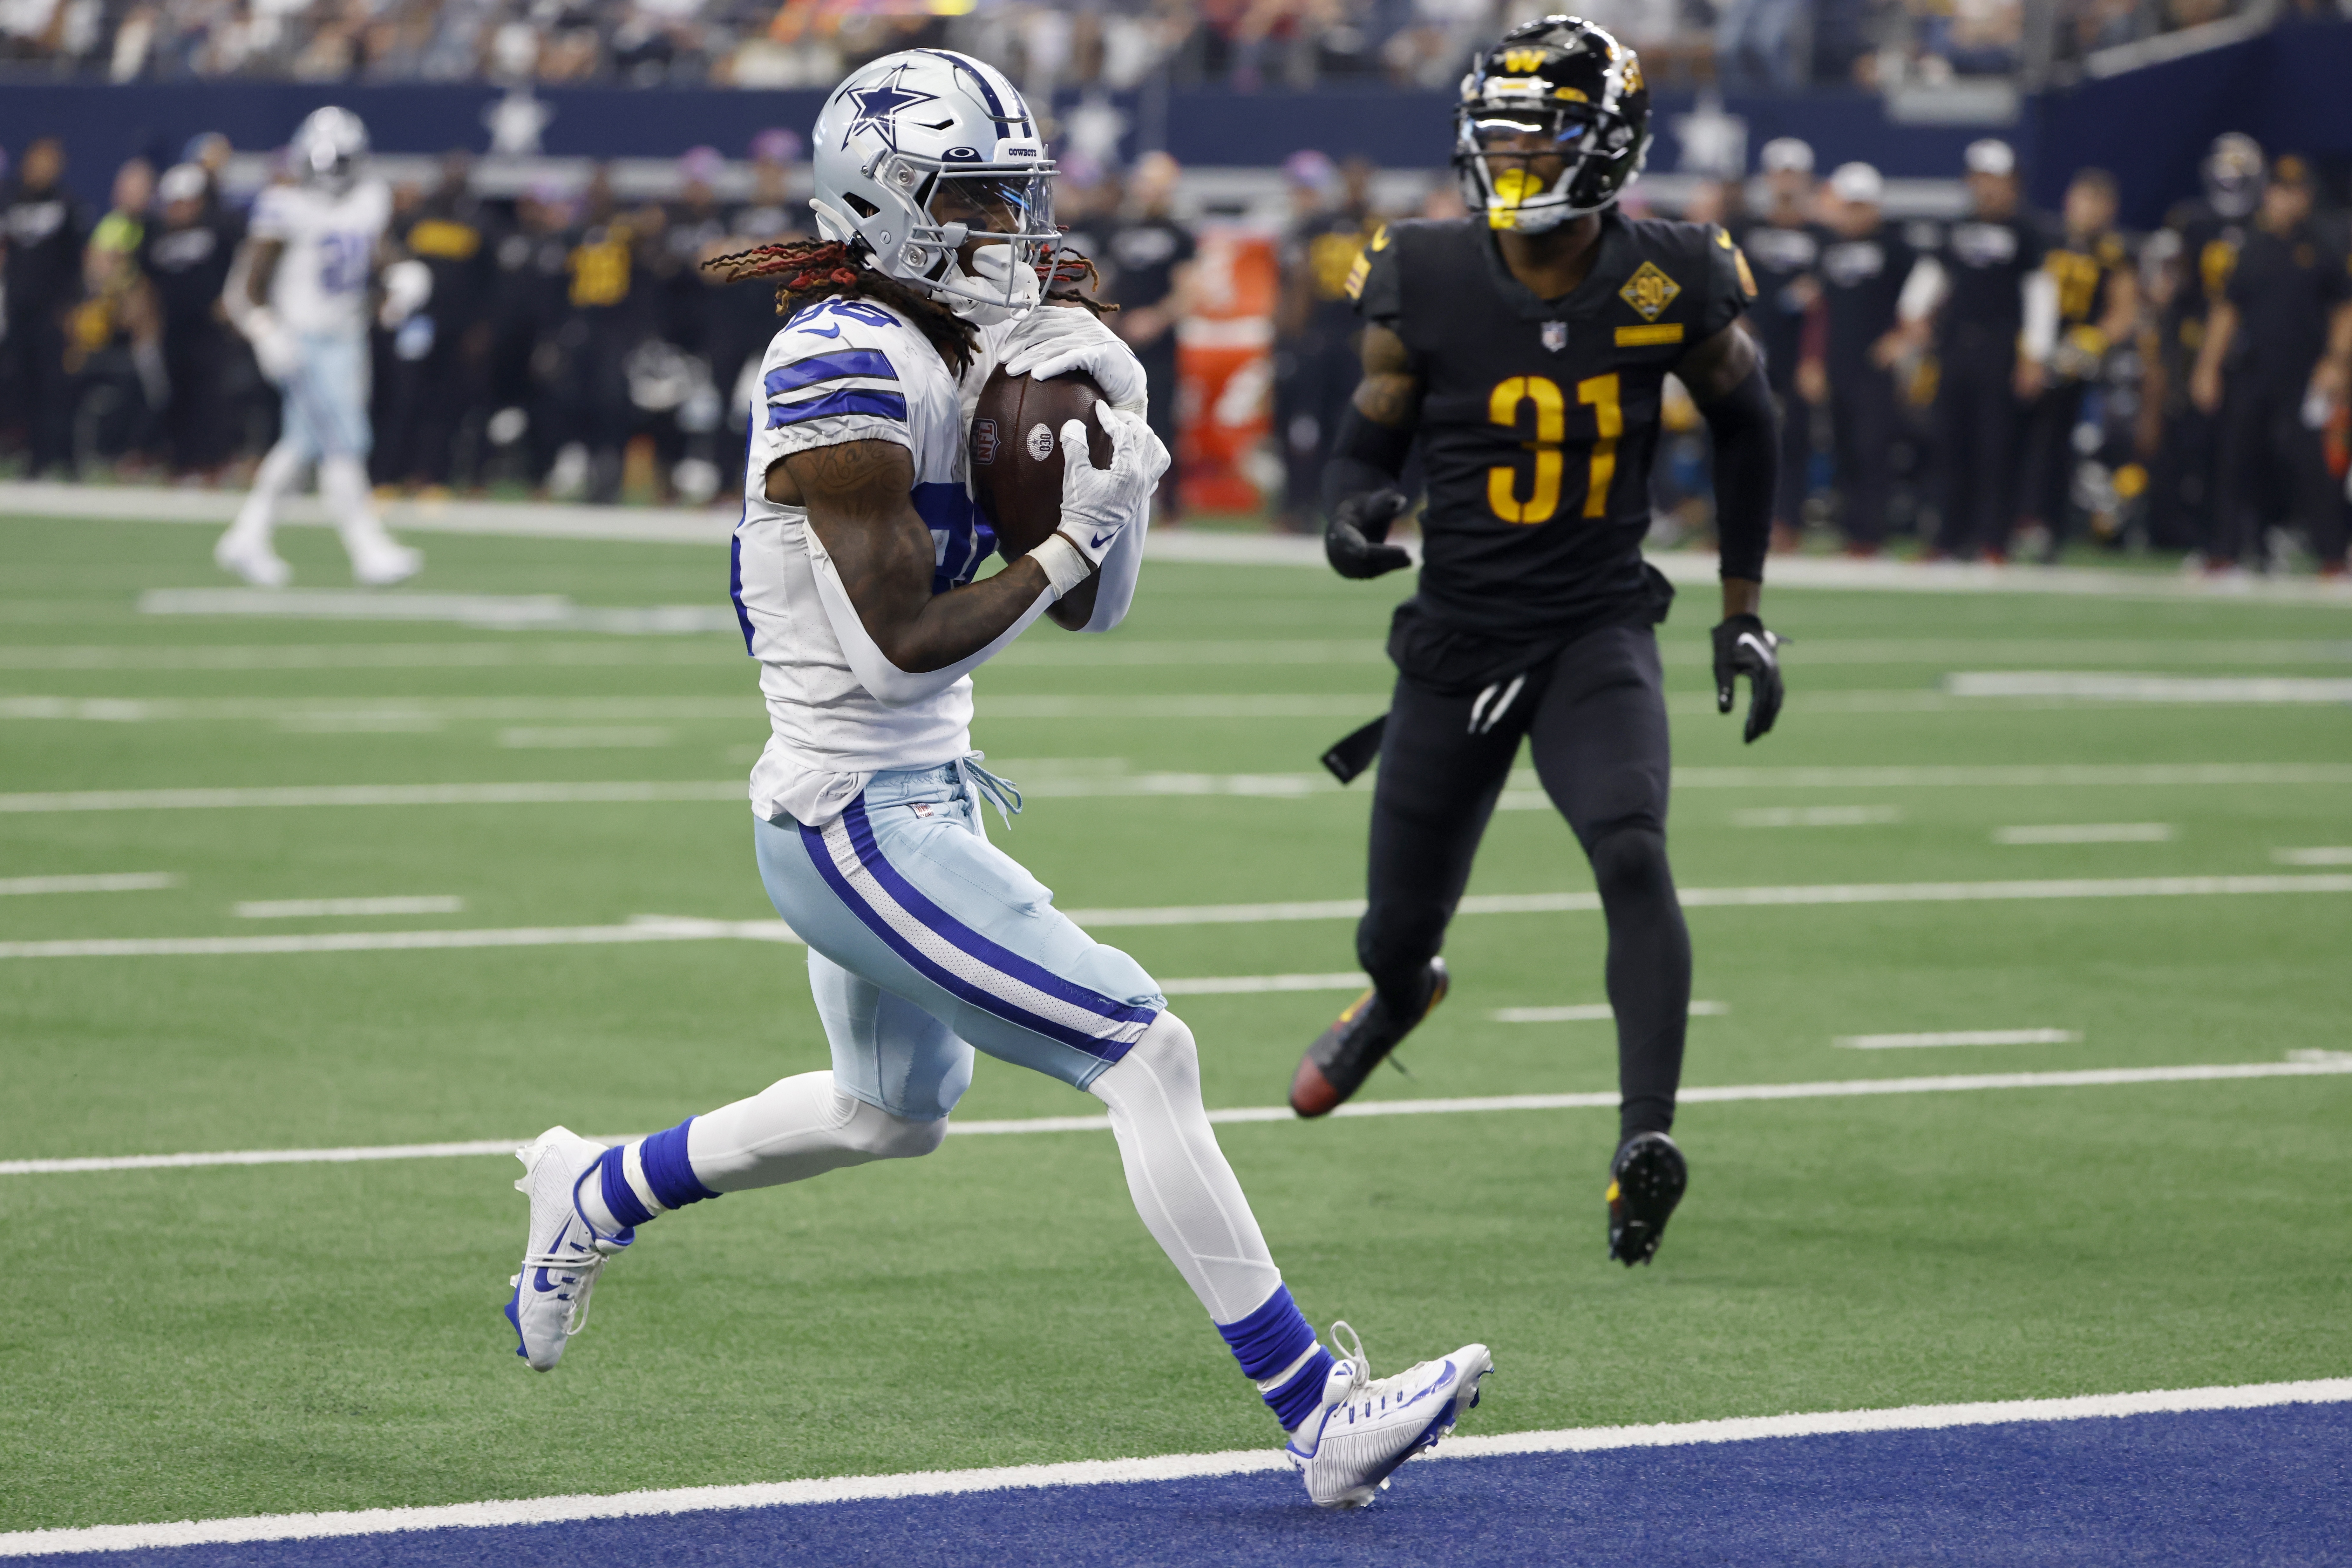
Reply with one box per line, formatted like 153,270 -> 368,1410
1002,304 -> 1148,417
1056,403 -> 1169,567
241,309 -> 299,383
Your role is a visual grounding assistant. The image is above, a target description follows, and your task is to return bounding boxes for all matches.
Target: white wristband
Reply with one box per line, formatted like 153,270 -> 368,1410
1031,533 -> 1094,598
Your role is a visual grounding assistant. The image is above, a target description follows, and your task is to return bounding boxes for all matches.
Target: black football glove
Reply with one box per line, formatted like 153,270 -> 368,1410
1711,613 -> 1787,744
1325,488 -> 1413,580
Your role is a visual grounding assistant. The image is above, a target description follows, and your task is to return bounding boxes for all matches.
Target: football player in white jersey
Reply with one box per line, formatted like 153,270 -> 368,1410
501,50 -> 1490,1510
215,107 -> 422,588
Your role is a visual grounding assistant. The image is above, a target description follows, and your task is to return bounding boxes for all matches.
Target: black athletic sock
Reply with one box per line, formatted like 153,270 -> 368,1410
1588,825 -> 1691,1142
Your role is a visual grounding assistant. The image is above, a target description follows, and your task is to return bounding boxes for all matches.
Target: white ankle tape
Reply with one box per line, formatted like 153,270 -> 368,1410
1255,1342 -> 1325,1394
1031,533 -> 1093,598
619,1140 -> 669,1217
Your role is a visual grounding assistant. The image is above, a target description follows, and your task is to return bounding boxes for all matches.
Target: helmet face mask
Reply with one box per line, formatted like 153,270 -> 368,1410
812,52 -> 1059,324
291,106 -> 368,196
1453,17 -> 1651,233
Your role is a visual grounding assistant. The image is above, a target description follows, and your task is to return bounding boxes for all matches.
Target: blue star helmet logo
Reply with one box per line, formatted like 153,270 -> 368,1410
841,64 -> 941,152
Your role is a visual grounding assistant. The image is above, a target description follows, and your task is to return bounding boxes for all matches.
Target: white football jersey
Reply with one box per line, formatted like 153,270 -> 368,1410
733,296 -> 1005,827
248,179 -> 391,337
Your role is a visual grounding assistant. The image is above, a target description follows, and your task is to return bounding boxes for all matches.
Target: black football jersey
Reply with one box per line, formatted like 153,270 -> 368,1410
1920,214 -> 2043,358
1349,213 -> 1750,643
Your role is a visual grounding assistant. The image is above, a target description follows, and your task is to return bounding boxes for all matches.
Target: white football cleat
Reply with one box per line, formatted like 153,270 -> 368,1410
214,531 -> 291,588
504,1126 -> 631,1372
1286,1322 -> 1492,1509
349,536 -> 422,587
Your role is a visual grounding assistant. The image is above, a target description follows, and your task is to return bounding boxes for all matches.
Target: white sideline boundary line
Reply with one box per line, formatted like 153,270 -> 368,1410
4,1378 -> 2346,1556
6,875 -> 2352,959
15,485 -> 2352,599
9,1060 -> 2350,1175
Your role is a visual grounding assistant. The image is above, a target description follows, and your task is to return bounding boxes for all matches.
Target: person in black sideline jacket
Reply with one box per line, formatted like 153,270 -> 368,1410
1801,161 -> 1915,555
1732,136 -> 1820,544
2,138 -> 92,478
137,161 -> 241,478
1104,151 -> 1200,517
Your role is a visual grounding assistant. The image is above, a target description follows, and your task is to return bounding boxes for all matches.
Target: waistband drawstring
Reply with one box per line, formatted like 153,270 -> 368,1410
955,754 -> 1023,832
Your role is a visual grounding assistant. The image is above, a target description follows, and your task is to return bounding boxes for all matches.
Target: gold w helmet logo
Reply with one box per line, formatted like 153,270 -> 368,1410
1501,47 -> 1548,72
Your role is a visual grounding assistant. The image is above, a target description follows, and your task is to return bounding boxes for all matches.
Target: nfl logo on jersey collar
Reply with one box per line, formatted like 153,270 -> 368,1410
1541,321 -> 1568,354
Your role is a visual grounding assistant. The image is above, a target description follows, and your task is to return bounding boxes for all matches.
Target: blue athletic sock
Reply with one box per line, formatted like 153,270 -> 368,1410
1218,1285 -> 1335,1432
590,1117 -> 720,1233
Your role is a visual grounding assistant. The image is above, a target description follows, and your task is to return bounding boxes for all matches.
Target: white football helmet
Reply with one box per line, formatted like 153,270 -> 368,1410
809,50 -> 1057,325
290,106 -> 368,194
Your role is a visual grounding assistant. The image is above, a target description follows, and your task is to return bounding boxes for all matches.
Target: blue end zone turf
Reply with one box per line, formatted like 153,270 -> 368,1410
21,1403 -> 2348,1567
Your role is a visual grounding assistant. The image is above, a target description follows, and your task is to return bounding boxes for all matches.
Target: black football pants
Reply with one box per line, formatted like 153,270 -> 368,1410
1358,623 -> 1690,1143
1932,347 -> 2024,560
1827,363 -> 1900,549
2215,374 -> 2347,568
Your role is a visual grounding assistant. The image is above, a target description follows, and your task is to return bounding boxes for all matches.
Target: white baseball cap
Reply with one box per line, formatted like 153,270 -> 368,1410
158,162 -> 207,204
1760,137 -> 1814,175
1828,162 -> 1883,205
1964,139 -> 2016,178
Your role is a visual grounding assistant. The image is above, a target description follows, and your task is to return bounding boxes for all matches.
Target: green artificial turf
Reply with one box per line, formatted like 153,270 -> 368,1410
2,513 -> 2349,1531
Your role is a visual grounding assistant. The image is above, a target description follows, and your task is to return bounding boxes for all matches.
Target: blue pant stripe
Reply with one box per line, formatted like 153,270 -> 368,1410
838,800 -> 1157,1035
797,809 -> 1146,1063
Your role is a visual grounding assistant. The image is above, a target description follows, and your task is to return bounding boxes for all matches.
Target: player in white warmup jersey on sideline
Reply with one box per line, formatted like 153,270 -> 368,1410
215,107 -> 422,589
501,50 -> 1490,1510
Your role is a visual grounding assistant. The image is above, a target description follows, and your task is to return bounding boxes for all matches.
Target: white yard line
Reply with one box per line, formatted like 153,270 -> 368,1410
1836,1029 -> 2083,1049
0,642 -> 732,670
1492,1002 -> 1730,1023
9,1060 -> 2349,1178
6,873 -> 2352,959
1947,672 -> 2352,702
2274,846 -> 2352,866
497,727 -> 675,749
1732,806 -> 1904,827
1155,972 -> 1366,995
1993,824 -> 2174,845
0,872 -> 176,896
233,896 -> 465,920
6,763 -> 2351,815
3,1375 -> 2347,1555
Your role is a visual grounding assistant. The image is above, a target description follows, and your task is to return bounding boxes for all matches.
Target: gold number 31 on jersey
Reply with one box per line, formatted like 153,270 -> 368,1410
1487,373 -> 1620,525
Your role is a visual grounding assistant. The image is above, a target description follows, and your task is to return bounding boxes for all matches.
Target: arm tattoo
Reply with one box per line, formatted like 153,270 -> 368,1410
1353,323 -> 1423,428
1676,322 -> 1760,404
783,438 -> 1055,674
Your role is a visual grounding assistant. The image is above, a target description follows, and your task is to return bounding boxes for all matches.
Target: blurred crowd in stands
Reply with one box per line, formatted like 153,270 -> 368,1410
2,118 -> 2348,575
0,0 -> 2314,93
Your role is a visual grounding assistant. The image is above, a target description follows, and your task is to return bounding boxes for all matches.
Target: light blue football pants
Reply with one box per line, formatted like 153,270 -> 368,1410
753,760 -> 1167,1122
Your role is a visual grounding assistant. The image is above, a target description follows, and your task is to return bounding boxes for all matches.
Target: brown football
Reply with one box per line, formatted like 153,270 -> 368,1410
969,368 -> 1115,560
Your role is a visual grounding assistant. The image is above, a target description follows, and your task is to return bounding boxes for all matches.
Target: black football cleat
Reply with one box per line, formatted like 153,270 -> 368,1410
1606,1131 -> 1688,1266
1289,958 -> 1449,1117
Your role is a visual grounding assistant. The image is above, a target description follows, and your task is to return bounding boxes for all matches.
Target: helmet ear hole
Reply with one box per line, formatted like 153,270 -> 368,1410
844,192 -> 880,219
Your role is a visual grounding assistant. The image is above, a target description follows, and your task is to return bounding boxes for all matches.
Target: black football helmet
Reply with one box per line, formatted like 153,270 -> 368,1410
2201,132 -> 2264,220
1454,16 -> 1651,233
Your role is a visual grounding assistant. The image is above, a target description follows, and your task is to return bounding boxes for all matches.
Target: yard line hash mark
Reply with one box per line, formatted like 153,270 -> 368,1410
233,896 -> 465,920
1492,1002 -> 1730,1023
0,872 -> 176,896
2274,846 -> 2352,866
1993,824 -> 2173,845
8,1060 -> 2348,1176
1836,1029 -> 2082,1049
1732,806 -> 1903,828
1,1378 -> 2346,1555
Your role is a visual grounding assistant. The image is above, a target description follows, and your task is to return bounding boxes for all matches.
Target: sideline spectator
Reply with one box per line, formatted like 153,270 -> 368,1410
1272,149 -> 1377,531
2147,133 -> 2263,562
1734,136 -> 1822,546
1105,150 -> 1200,518
138,160 -> 240,478
2017,167 -> 2138,559
1913,138 -> 2044,563
2190,157 -> 2352,576
2,138 -> 91,478
1803,161 -> 1916,555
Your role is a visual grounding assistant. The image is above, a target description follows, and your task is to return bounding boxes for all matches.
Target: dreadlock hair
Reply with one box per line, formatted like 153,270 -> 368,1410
704,238 -> 979,376
703,239 -> 1120,379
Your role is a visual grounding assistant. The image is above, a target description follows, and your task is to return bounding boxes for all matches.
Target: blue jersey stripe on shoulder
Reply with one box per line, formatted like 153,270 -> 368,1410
765,351 -> 898,400
767,388 -> 908,429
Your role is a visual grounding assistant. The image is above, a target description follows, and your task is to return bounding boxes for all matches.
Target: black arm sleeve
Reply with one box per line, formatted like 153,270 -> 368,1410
1699,361 -> 1777,582
1320,404 -> 1415,518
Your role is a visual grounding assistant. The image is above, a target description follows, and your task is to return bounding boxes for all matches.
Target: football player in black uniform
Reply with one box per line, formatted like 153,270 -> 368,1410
1290,16 -> 1785,1268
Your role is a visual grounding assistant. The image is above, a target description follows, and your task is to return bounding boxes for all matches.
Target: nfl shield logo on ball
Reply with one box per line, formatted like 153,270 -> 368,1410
1025,422 -> 1055,462
1542,321 -> 1567,354
973,419 -> 999,465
